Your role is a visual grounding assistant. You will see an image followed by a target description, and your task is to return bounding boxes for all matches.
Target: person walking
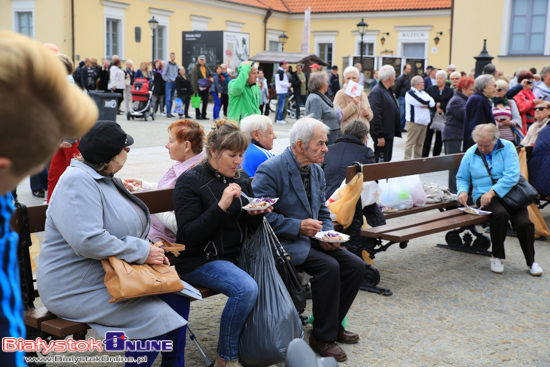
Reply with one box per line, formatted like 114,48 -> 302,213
275,61 -> 290,124
175,66 -> 192,119
163,52 -> 179,118
191,55 -> 212,120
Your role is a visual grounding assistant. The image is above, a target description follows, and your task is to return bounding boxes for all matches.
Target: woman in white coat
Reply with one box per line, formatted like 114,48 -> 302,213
110,59 -> 126,114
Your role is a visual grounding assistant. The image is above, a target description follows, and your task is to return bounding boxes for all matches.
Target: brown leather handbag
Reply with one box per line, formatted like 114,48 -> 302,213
102,238 -> 186,303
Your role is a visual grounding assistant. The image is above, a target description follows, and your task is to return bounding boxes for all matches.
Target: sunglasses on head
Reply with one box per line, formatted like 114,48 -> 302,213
534,107 -> 548,111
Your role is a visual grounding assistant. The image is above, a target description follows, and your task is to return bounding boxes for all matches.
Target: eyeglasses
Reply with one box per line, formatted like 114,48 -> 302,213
534,107 -> 548,111
123,147 -> 130,153
527,80 -> 533,84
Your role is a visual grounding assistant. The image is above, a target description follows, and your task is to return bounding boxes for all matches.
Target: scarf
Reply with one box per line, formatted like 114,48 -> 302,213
492,96 -> 509,106
313,91 -> 333,108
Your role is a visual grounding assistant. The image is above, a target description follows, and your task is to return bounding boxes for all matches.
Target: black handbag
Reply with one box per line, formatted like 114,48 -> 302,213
264,220 -> 306,314
480,154 -> 538,210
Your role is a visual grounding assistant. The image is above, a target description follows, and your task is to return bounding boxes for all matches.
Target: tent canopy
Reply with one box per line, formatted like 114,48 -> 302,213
249,51 -> 329,66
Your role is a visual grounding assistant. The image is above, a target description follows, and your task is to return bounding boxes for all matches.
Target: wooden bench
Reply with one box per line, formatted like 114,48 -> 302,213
11,188 -> 217,343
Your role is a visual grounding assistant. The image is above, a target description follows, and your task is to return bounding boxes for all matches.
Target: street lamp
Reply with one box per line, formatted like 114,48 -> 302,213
380,32 -> 390,46
434,32 -> 443,45
356,18 -> 368,68
148,16 -> 158,69
279,31 -> 288,52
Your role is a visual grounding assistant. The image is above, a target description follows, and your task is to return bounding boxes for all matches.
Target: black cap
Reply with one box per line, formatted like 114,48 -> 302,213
78,121 -> 134,164
331,65 -> 338,70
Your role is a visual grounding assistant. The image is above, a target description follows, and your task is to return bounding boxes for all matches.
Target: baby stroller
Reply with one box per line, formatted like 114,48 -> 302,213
127,77 -> 154,121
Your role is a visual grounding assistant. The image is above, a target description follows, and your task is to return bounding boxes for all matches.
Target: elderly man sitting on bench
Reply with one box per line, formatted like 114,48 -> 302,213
252,117 -> 365,362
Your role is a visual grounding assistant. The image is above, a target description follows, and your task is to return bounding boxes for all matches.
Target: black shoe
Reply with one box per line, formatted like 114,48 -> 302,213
196,116 -> 203,120
32,190 -> 45,198
185,115 -> 191,118
167,114 -> 174,118
202,115 -> 208,120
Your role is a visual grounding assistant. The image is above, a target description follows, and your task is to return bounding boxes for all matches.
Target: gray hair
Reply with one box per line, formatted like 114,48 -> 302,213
540,66 -> 550,79
289,116 -> 329,148
126,59 -> 133,66
436,70 -> 447,79
378,65 -> 395,82
447,64 -> 456,71
411,75 -> 424,87
472,123 -> 500,144
343,66 -> 359,79
296,63 -> 304,69
450,71 -> 461,79
308,72 -> 328,92
342,119 -> 369,140
240,115 -> 273,136
474,74 -> 495,92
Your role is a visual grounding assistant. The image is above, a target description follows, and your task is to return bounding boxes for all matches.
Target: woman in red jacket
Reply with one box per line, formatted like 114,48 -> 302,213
514,71 -> 543,135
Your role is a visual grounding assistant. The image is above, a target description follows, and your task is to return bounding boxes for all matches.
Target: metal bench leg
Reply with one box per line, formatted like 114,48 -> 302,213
187,326 -> 215,367
437,224 -> 491,256
359,264 -> 392,296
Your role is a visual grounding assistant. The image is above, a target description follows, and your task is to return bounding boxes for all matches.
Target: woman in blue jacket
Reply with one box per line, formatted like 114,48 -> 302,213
456,124 -> 542,276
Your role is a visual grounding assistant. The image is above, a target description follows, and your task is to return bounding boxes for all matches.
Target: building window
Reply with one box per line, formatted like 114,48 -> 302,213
106,18 -> 119,58
357,42 -> 374,56
269,41 -> 280,51
155,26 -> 165,60
318,43 -> 333,67
403,43 -> 426,58
16,12 -> 33,37
509,0 -> 548,54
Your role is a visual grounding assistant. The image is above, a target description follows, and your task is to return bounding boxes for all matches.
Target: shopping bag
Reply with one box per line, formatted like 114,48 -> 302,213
327,172 -> 363,229
191,93 -> 201,109
518,147 -> 550,238
431,112 -> 446,131
174,98 -> 184,114
238,219 -> 304,367
379,177 -> 413,210
405,175 -> 427,207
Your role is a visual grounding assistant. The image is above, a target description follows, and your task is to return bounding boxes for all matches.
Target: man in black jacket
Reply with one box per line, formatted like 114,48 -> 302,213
393,63 -> 411,131
367,65 -> 401,162
327,65 -> 340,101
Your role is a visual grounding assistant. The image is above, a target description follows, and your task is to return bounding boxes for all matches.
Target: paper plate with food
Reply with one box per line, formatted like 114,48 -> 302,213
242,197 -> 279,211
313,231 -> 350,243
459,206 -> 492,215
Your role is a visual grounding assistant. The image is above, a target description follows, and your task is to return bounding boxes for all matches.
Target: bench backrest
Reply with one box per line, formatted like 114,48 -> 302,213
345,145 -> 533,183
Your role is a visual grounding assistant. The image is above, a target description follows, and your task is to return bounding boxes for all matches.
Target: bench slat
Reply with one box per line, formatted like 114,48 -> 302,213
363,209 -> 467,236
40,318 -> 90,337
24,307 -> 57,329
376,214 -> 489,242
383,201 -> 458,219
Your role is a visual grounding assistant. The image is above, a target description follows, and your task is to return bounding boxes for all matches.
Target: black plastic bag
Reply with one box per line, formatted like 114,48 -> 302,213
238,218 -> 304,367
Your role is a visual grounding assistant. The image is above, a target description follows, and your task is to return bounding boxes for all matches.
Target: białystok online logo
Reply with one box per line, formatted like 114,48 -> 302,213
2,331 -> 173,353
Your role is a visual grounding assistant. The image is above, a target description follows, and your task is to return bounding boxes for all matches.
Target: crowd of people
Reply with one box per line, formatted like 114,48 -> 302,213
3,29 -> 550,367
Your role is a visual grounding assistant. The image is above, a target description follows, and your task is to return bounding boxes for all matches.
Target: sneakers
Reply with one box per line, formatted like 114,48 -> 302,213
530,262 -> 543,276
490,257 -> 504,274
161,112 -> 166,117
32,190 -> 45,198
276,120 -> 288,124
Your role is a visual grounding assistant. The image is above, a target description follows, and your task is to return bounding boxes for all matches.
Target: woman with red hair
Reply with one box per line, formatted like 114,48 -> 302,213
442,76 -> 475,192
514,71 -> 543,135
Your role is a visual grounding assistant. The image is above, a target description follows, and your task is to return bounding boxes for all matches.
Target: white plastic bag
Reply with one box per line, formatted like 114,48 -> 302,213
361,181 -> 382,208
380,177 -> 413,210
405,175 -> 427,207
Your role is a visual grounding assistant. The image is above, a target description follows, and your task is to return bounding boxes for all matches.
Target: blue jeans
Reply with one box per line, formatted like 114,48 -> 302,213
276,93 -> 287,121
30,166 -> 48,192
398,96 -> 406,129
180,260 -> 257,361
165,82 -> 176,115
211,92 -> 221,120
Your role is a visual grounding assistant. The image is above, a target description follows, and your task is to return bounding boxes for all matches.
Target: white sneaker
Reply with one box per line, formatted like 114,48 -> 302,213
161,112 -> 166,117
490,257 -> 504,273
276,120 -> 288,124
530,262 -> 543,276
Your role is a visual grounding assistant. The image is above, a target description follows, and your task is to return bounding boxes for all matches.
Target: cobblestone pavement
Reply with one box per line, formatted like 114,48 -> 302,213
21,109 -> 550,366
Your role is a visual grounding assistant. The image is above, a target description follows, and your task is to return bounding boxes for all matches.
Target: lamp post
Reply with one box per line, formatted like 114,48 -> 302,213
279,31 -> 288,52
148,16 -> 158,69
356,18 -> 368,68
